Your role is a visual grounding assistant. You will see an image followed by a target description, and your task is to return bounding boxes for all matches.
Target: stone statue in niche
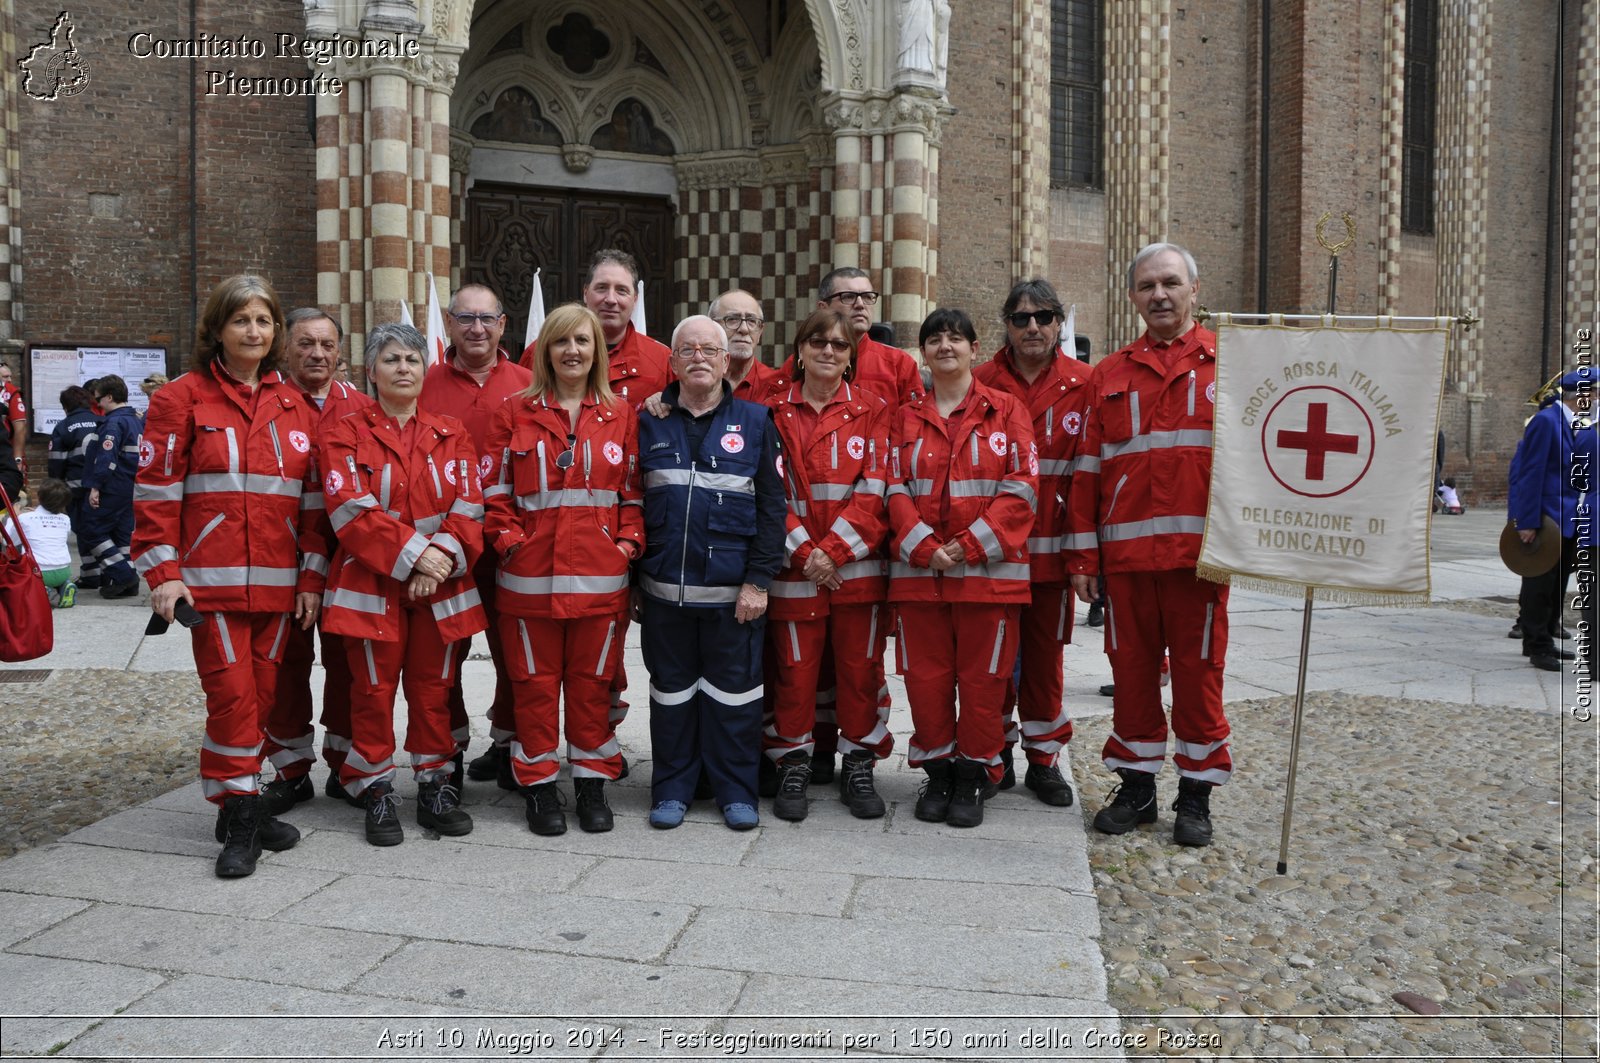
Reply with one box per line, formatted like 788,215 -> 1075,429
591,98 -> 673,155
471,87 -> 562,146
896,0 -> 935,75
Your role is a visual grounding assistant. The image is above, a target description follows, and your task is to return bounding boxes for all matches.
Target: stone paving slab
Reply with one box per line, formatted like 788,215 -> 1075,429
357,940 -> 748,1018
0,890 -> 89,949
572,856 -> 855,917
0,952 -> 168,1055
13,902 -> 405,990
270,825 -> 599,894
669,908 -> 1107,999
55,972 -> 525,1060
280,874 -> 694,962
745,823 -> 1094,892
52,804 -> 240,859
0,844 -> 339,917
849,875 -> 1099,935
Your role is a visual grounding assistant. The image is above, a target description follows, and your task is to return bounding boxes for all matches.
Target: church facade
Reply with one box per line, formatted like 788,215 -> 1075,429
1,0 -> 1593,494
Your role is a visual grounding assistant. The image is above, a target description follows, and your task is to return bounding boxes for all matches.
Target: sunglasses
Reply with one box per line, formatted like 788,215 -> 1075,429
556,433 -> 576,470
1008,309 -> 1059,328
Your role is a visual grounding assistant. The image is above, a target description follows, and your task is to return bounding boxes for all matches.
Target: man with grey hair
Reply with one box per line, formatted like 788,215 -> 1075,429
636,314 -> 786,831
1066,242 -> 1231,847
708,288 -> 781,401
260,308 -> 374,814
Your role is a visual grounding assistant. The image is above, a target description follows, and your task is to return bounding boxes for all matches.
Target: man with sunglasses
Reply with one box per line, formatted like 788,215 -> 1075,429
636,316 -> 786,831
421,284 -> 531,789
972,279 -> 1090,808
709,289 -> 782,401
792,268 -> 923,407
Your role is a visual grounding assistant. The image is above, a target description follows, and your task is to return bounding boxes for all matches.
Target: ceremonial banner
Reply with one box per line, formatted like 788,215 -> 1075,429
1198,316 -> 1450,602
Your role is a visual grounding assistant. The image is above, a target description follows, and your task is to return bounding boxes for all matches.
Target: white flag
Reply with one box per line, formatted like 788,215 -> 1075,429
1198,316 -> 1449,602
425,272 -> 448,367
631,279 -> 647,335
398,295 -> 415,328
1063,303 -> 1077,358
524,267 -> 546,352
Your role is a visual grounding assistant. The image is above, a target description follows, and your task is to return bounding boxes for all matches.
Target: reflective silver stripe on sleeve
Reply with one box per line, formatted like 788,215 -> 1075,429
1100,429 -> 1214,461
300,553 -> 330,576
885,482 -> 911,500
482,482 -> 513,500
899,522 -> 936,562
906,478 -> 935,497
1072,454 -> 1100,475
391,532 -> 430,581
968,517 -> 1002,560
330,493 -> 380,531
135,544 -> 178,574
784,525 -> 810,560
1026,534 -> 1067,554
1061,531 -> 1100,550
855,476 -> 888,498
449,498 -> 485,521
829,515 -> 868,560
413,513 -> 443,536
1097,515 -> 1209,541
999,480 -> 1038,507
430,533 -> 468,578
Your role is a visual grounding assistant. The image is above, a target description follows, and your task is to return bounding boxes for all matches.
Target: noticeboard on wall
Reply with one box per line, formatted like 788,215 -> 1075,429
26,344 -> 170,435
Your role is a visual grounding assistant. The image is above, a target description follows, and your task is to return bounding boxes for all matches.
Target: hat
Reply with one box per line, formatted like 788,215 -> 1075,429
1560,366 -> 1596,391
1499,516 -> 1562,577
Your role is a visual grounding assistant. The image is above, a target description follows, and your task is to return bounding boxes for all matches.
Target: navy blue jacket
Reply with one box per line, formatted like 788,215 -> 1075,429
82,405 -> 142,495
637,381 -> 785,606
47,408 -> 103,491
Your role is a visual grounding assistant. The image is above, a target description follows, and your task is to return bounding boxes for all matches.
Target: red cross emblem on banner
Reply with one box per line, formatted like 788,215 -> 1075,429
1261,385 -> 1375,498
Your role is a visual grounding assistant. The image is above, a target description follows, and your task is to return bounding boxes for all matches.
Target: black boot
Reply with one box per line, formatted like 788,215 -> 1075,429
324,771 -> 360,806
214,795 -> 263,878
1172,777 -> 1215,847
946,759 -> 988,828
466,742 -> 505,781
998,744 -> 1017,790
449,751 -> 465,792
522,782 -> 567,836
1092,768 -> 1158,834
363,781 -> 404,846
772,751 -> 812,821
214,795 -> 300,852
914,760 -> 956,822
809,749 -> 836,785
837,751 -> 886,818
574,778 -> 614,833
417,778 -> 473,836
1023,762 -> 1076,806
260,773 -> 314,816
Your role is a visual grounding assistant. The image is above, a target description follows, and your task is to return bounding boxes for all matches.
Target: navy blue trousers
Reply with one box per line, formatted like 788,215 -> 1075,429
642,597 -> 764,809
81,486 -> 136,585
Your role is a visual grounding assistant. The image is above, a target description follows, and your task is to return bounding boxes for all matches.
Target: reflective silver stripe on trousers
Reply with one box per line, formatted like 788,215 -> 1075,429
596,620 -> 616,676
362,640 -> 379,686
1100,429 -> 1214,461
1098,515 -> 1209,542
865,604 -> 879,657
268,614 -> 290,660
214,614 -> 237,665
497,572 -> 632,596
518,619 -> 536,674
988,616 -> 1007,674
787,621 -> 802,663
643,469 -> 755,494
1201,602 -> 1215,661
202,735 -> 261,758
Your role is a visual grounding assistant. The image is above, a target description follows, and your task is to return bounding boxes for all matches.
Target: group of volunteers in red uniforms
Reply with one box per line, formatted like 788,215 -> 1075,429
133,240 -> 1231,877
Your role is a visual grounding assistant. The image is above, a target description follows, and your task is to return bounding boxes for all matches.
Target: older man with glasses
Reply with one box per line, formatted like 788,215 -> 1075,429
420,283 -> 532,791
708,289 -> 782,401
636,315 -> 786,831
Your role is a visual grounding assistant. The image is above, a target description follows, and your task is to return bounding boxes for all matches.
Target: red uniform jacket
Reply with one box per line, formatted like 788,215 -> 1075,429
1065,324 -> 1218,576
973,346 -> 1092,586
779,335 -> 924,407
886,377 -> 1037,604
318,406 -> 487,642
482,393 -> 643,619
133,364 -> 330,612
767,381 -> 891,619
300,378 -> 374,432
732,358 -> 783,404
420,346 -> 532,470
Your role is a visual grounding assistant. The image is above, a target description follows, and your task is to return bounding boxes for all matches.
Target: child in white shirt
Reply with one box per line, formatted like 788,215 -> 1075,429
5,478 -> 77,606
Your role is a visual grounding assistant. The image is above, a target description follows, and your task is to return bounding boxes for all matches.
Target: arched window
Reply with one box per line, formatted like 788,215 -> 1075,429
1050,0 -> 1103,189
1401,0 -> 1437,233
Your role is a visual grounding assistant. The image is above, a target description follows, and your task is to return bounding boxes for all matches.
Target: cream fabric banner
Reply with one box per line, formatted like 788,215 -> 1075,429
1198,317 -> 1449,602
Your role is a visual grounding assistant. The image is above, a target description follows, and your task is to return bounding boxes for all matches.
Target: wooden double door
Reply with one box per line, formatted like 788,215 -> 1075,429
463,184 -> 674,350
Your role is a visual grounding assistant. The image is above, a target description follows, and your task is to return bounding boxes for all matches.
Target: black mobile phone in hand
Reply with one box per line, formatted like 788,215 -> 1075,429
173,599 -> 203,628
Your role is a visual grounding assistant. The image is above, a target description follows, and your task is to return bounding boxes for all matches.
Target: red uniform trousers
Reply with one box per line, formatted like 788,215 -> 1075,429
1000,584 -> 1076,766
448,552 -> 513,749
895,601 -> 1021,785
193,611 -> 294,806
342,604 -> 460,796
1101,569 -> 1232,784
608,608 -> 632,726
499,613 -> 625,785
262,623 -> 354,780
765,604 -> 893,761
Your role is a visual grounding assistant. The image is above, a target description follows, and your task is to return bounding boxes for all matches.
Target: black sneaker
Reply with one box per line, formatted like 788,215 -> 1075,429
99,578 -> 140,599
1507,621 -> 1523,639
838,751 -> 886,819
998,744 -> 1017,790
260,773 -> 314,816
947,760 -> 988,828
914,760 -> 955,823
1172,778 -> 1214,847
363,781 -> 404,846
574,778 -> 614,833
1023,763 -> 1075,807
772,752 -> 812,821
809,750 -> 836,785
466,743 -> 505,782
417,779 -> 473,836
1098,682 -> 1116,698
522,782 -> 567,836
1092,769 -> 1157,834
213,795 -> 263,878
213,798 -> 300,852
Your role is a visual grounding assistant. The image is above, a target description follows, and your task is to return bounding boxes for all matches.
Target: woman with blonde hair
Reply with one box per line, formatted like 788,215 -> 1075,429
132,274 -> 329,877
484,302 -> 643,835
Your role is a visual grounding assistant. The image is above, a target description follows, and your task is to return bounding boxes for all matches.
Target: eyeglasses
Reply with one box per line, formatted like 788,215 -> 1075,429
827,290 -> 880,306
803,336 -> 852,354
1007,309 -> 1059,328
672,343 -> 727,361
716,314 -> 765,331
450,312 -> 502,328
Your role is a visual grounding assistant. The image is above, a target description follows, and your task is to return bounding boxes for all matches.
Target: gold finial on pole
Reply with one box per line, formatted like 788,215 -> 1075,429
1315,211 -> 1356,257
